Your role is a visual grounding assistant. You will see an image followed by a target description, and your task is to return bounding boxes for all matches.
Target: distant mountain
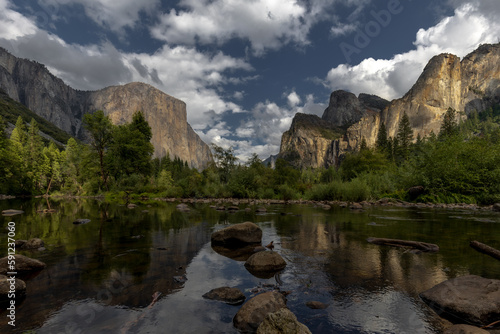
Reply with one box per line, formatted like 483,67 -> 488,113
279,43 -> 500,168
0,48 -> 213,169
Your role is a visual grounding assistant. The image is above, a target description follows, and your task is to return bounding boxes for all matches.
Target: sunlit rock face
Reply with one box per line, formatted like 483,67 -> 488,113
86,82 -> 212,169
0,48 -> 213,169
279,113 -> 347,169
279,43 -> 500,169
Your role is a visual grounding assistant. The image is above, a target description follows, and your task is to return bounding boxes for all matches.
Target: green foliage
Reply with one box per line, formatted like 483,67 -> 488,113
439,107 -> 459,139
2,96 -> 500,206
376,122 -> 388,154
340,149 -> 391,181
395,112 -> 414,162
211,144 -> 237,183
83,110 -> 113,190
108,111 -> 154,179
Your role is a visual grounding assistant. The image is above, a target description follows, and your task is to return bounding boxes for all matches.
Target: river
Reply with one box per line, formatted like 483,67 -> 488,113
1,198 -> 499,333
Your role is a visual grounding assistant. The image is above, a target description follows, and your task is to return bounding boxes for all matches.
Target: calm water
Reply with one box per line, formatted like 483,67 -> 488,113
0,198 -> 499,333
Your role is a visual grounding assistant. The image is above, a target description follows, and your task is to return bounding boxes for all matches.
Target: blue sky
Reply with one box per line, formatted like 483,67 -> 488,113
1,0 -> 499,161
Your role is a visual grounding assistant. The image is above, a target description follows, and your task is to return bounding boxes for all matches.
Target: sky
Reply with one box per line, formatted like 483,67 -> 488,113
0,0 -> 499,162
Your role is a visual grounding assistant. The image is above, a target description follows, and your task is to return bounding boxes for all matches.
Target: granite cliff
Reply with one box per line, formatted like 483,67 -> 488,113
0,48 -> 212,169
279,43 -> 500,168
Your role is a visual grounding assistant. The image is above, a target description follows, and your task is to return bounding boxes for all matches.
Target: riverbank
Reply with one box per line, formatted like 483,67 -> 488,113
3,193 -> 500,212
159,197 -> 499,212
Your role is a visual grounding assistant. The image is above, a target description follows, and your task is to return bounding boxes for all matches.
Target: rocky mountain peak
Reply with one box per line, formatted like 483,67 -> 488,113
322,90 -> 364,128
322,90 -> 389,129
0,48 -> 213,169
279,42 -> 500,169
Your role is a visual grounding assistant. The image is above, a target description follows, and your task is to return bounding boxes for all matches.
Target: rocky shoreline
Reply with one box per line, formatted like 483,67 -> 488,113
159,196 -> 500,212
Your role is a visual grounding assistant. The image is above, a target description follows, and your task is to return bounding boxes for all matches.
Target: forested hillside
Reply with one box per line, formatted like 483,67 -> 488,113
1,101 -> 500,205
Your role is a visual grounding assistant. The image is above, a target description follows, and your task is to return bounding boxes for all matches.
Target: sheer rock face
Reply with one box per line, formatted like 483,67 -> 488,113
86,83 -> 212,169
357,43 -> 500,148
0,48 -> 212,169
279,113 -> 347,169
322,90 -> 389,128
279,43 -> 500,168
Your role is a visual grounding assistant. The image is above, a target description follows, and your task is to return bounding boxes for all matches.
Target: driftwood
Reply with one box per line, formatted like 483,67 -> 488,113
470,240 -> 500,261
367,237 -> 439,252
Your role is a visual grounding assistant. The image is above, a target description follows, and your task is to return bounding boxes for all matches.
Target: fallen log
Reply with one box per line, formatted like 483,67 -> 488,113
367,237 -> 439,252
470,240 -> 500,261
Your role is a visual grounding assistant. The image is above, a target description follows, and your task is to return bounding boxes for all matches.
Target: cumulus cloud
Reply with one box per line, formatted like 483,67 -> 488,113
0,0 -> 38,39
286,91 -> 301,107
123,45 -> 252,130
0,30 -> 132,90
324,2 -> 500,100
0,1 -> 254,133
151,0 -> 328,55
38,0 -> 160,32
224,93 -> 327,160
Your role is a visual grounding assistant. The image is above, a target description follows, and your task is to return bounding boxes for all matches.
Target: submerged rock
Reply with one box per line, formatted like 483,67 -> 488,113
0,254 -> 46,275
233,291 -> 287,333
212,244 -> 258,261
21,238 -> 44,250
245,251 -> 287,279
420,275 -> 500,326
211,222 -> 262,246
305,301 -> 329,309
173,275 -> 187,284
202,287 -> 246,305
176,203 -> 190,212
0,275 -> 26,303
256,308 -> 312,334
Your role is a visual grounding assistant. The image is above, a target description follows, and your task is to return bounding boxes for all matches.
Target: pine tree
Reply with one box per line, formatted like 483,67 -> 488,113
360,137 -> 368,151
396,112 -> 413,162
376,121 -> 388,153
0,116 -> 15,193
26,119 -> 45,192
439,107 -> 459,138
107,111 -> 154,179
43,143 -> 63,194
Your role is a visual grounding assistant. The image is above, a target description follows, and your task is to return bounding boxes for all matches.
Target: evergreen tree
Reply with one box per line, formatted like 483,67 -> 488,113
10,116 -> 27,162
396,112 -> 414,162
42,143 -> 62,194
25,119 -> 45,192
360,137 -> 368,151
107,111 -> 154,179
376,121 -> 388,153
439,107 -> 459,138
0,116 -> 17,193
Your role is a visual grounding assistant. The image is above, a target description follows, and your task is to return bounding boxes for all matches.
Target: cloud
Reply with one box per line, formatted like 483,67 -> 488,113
0,0 -> 38,39
151,0 -> 329,55
37,0 -> 160,32
286,91 -> 301,107
123,45 -> 252,130
1,30 -> 132,90
225,93 -> 326,160
323,2 -> 500,100
0,2 -> 254,133
331,22 -> 357,37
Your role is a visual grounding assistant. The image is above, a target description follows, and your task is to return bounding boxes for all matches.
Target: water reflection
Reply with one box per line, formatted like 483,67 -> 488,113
0,200 -> 499,333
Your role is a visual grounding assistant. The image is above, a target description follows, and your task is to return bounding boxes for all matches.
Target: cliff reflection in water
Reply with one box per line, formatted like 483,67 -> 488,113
0,199 -> 212,333
1,200 -> 499,333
